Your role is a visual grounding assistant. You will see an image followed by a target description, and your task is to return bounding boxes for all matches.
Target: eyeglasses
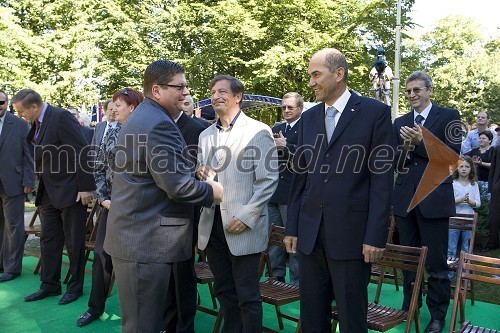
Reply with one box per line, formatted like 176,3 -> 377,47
158,83 -> 189,91
281,105 -> 297,111
0,101 -> 6,105
120,89 -> 129,95
405,87 -> 428,95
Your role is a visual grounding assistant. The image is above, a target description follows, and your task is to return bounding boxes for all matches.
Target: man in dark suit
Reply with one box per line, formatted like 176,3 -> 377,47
162,98 -> 207,333
12,89 -> 95,304
392,70 -> 461,333
0,90 -> 35,283
267,92 -> 302,286
284,48 -> 393,333
103,60 -> 223,333
183,95 -> 210,128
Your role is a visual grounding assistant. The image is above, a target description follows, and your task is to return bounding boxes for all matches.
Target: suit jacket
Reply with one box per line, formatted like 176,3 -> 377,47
392,104 -> 460,218
104,98 -> 214,263
0,112 -> 35,196
197,112 -> 279,256
488,145 -> 500,195
28,105 -> 96,209
80,126 -> 94,145
177,112 -> 207,167
270,120 -> 300,204
92,121 -> 107,147
193,115 -> 211,129
286,92 -> 393,260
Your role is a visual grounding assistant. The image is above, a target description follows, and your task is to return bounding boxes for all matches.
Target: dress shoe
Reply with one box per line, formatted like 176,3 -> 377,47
0,272 -> 20,282
58,292 -> 83,305
24,289 -> 62,302
424,318 -> 445,333
76,311 -> 101,327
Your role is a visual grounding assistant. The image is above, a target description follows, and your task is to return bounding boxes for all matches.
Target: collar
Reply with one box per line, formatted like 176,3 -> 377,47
0,112 -> 6,123
216,110 -> 242,130
324,88 -> 351,115
38,103 -> 48,123
107,120 -> 118,128
173,111 -> 183,123
286,117 -> 300,129
413,103 -> 432,122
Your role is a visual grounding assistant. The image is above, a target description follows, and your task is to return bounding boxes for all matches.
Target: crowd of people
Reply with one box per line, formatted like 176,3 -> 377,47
0,48 -> 499,333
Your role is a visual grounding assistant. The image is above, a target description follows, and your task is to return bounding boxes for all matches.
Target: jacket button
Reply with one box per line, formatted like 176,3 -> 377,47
324,179 -> 328,183
326,153 -> 330,158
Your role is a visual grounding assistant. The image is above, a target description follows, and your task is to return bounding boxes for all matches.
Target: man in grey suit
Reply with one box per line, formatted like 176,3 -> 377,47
196,75 -> 278,333
0,90 -> 35,282
103,60 -> 223,333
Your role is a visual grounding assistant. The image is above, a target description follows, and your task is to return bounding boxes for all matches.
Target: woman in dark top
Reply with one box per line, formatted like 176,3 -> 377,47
467,130 -> 493,199
76,88 -> 143,327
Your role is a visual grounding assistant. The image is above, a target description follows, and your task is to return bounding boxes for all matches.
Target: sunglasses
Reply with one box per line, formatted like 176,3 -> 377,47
0,101 -> 6,105
281,105 -> 297,111
120,89 -> 129,95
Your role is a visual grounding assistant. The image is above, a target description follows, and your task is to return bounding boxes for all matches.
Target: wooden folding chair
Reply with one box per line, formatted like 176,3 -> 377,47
447,213 -> 478,305
372,214 -> 400,304
449,251 -> 500,333
33,200 -> 99,277
332,243 -> 428,333
24,207 -> 43,273
194,249 -> 222,333
259,224 -> 301,333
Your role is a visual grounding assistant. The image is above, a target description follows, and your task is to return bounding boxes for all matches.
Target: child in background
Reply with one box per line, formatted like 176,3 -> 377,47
448,157 -> 481,267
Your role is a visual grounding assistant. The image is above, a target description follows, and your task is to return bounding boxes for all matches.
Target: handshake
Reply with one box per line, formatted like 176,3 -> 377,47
196,165 -> 223,204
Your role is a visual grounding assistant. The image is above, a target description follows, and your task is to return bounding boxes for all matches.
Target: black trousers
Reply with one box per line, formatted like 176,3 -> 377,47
38,191 -> 87,294
299,221 -> 371,333
0,181 -> 25,274
162,253 -> 197,333
487,191 -> 500,249
395,207 -> 450,321
87,208 -> 113,315
205,207 -> 262,333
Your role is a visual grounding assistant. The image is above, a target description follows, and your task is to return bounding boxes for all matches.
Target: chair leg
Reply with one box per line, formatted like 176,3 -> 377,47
294,319 -> 301,333
33,257 -> 41,275
208,282 -> 218,309
469,280 -> 474,305
393,267 -> 399,291
274,304 -> 284,330
213,311 -> 223,333
374,266 -> 387,304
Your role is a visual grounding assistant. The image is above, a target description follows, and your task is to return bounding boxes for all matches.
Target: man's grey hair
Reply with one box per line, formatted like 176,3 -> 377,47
405,70 -> 433,88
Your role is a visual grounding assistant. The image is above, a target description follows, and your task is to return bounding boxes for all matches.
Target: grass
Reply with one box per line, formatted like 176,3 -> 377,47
25,202 -> 36,212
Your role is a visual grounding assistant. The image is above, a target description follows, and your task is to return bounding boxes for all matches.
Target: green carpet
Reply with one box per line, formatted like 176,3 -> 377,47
0,256 -> 498,332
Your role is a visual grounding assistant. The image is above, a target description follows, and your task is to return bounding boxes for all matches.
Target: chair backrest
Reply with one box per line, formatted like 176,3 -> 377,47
85,199 -> 100,238
259,224 -> 286,278
448,213 -> 478,254
374,243 -> 428,332
449,251 -> 500,332
28,207 -> 40,227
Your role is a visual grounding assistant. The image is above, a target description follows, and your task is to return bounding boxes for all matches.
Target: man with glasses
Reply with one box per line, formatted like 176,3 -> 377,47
267,92 -> 303,286
103,60 -> 223,333
392,71 -> 461,333
0,90 -> 35,282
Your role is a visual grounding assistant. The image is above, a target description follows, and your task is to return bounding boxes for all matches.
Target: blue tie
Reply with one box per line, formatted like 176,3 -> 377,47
415,114 -> 424,125
285,124 -> 292,133
325,106 -> 338,143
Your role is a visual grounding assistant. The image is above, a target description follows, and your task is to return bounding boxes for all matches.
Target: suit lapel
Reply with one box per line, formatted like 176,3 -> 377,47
422,104 -> 439,130
0,113 -> 14,150
225,112 -> 248,150
36,106 -> 51,144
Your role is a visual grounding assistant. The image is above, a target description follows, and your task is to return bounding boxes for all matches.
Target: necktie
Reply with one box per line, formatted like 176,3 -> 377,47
285,124 -> 292,133
32,120 -> 40,143
415,114 -> 424,125
325,106 -> 338,143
